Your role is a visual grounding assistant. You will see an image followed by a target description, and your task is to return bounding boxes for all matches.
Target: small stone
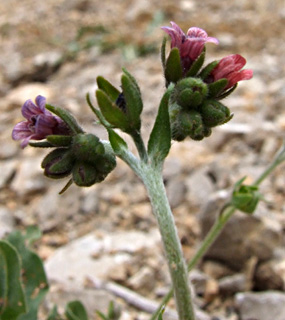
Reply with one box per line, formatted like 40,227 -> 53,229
235,291 -> 285,320
127,266 -> 155,292
189,269 -> 209,296
0,160 -> 17,188
218,274 -> 247,296
254,261 -> 284,291
202,260 -> 234,279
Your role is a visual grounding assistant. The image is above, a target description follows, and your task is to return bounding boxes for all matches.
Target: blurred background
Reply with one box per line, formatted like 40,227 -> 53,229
0,0 -> 284,319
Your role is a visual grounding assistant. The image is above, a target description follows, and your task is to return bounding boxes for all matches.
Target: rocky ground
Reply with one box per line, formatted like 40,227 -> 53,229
0,0 -> 284,320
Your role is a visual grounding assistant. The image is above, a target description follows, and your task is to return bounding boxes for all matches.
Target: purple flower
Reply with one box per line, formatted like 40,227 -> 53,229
161,21 -> 219,74
12,95 -> 70,148
207,54 -> 253,90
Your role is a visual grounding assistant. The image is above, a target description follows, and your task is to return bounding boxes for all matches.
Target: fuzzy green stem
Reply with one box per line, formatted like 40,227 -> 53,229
131,130 -> 148,163
142,165 -> 195,320
150,143 -> 285,320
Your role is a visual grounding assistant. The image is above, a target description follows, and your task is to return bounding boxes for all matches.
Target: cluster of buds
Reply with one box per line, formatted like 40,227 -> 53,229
161,22 -> 253,141
12,96 -> 116,188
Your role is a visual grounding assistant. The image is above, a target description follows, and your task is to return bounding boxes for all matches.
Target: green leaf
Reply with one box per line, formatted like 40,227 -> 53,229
107,128 -> 128,156
186,49 -> 205,77
216,84 -> 238,100
46,104 -> 84,135
97,76 -> 120,102
0,240 -> 27,320
47,135 -> 73,147
65,301 -> 89,320
148,84 -> 174,166
96,90 -> 130,131
6,231 -> 49,320
157,305 -> 165,320
164,48 -> 183,85
121,74 -> 143,130
122,68 -> 141,95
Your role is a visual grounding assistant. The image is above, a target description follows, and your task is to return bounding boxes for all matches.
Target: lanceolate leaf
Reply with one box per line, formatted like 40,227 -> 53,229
97,76 -> 120,102
46,104 -> 84,135
65,301 -> 89,320
122,68 -> 141,96
160,37 -> 167,69
148,85 -> 174,167
0,240 -> 27,320
6,230 -> 49,320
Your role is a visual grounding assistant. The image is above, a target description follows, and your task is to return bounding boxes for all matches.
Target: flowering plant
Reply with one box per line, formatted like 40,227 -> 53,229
2,21 -> 284,320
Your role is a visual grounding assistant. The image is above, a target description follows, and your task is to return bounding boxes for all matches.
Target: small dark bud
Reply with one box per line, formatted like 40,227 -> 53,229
115,93 -> 127,112
41,148 -> 74,179
200,100 -> 232,127
171,78 -> 208,109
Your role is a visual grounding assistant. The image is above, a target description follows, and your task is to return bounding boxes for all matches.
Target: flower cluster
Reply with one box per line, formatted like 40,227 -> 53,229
161,22 -> 253,141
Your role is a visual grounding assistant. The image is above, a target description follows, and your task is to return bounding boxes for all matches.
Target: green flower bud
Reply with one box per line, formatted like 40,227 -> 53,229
72,133 -> 105,163
72,162 -> 107,187
171,78 -> 208,109
171,109 -> 211,141
200,99 -> 232,127
41,148 -> 74,179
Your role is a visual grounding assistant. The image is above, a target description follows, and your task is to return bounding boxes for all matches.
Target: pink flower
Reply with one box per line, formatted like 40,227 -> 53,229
12,95 -> 70,148
208,54 -> 253,90
161,21 -> 219,74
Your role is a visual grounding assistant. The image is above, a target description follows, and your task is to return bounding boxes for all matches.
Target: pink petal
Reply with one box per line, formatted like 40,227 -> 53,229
35,95 -> 47,112
12,121 -> 31,140
187,27 -> 208,39
21,99 -> 41,119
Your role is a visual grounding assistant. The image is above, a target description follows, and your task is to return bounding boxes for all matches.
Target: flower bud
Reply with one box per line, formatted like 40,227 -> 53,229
41,148 -> 74,179
200,99 -> 232,127
72,162 -> 106,187
171,78 -> 208,109
72,133 -> 105,163
170,109 -> 211,141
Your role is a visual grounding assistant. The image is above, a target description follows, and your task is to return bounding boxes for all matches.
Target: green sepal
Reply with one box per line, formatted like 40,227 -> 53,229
200,99 -> 231,127
97,76 -> 120,102
160,37 -> 167,69
45,104 -> 84,135
121,73 -> 143,131
6,230 -> 49,320
94,153 -> 117,174
86,93 -> 113,128
164,47 -> 183,86
41,148 -> 74,179
207,79 -> 228,98
59,179 -> 73,195
0,240 -> 27,320
47,135 -> 73,147
198,60 -> 218,80
217,83 -> 238,100
107,129 -> 128,156
122,68 -> 141,96
65,300 -> 88,320
185,48 -> 205,77
28,140 -> 55,148
96,89 -> 130,131
147,84 -> 173,166
232,177 -> 263,214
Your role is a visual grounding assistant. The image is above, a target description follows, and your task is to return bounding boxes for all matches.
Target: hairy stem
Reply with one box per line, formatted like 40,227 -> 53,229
142,165 -> 195,320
